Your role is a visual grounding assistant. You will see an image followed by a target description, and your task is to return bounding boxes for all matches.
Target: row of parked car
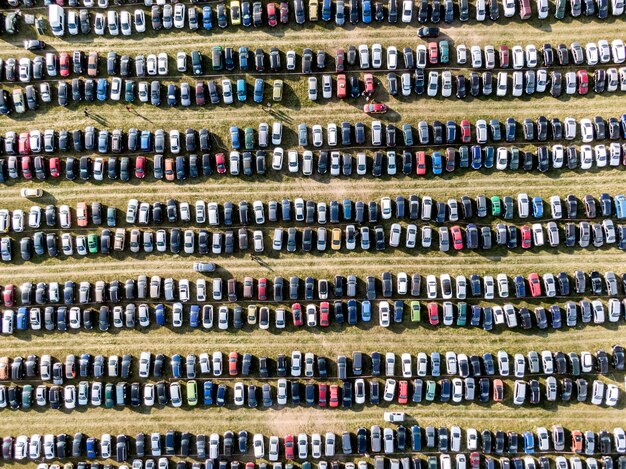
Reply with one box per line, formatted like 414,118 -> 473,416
4,373 -> 621,410
3,115 -> 622,158
5,215 -> 624,261
9,40 -> 626,84
0,270 -> 624,307
7,426 -> 626,464
2,63 -> 622,113
5,190 -> 622,236
43,0 -> 626,39
2,293 -> 626,333
3,347 -> 621,382
2,143 -> 626,184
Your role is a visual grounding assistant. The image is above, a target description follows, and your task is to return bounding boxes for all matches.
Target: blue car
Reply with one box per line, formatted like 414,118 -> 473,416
411,426 -> 422,451
393,300 -> 403,323
86,438 -> 97,459
140,130 -> 151,151
189,305 -> 200,328
253,78 -> 264,103
432,151 -> 443,174
532,197 -> 543,218
171,354 -> 183,378
16,307 -> 28,330
203,381 -> 214,405
361,0 -> 372,22
237,79 -> 247,102
239,47 -> 249,70
343,199 -> 352,220
202,6 -> 213,30
155,304 -> 165,326
446,120 -> 456,143
322,0 -> 332,20
470,145 -> 482,169
96,78 -> 108,101
614,194 -> 626,219
483,146 -> 494,168
361,300 -> 372,321
229,126 -> 240,149
522,431 -> 535,454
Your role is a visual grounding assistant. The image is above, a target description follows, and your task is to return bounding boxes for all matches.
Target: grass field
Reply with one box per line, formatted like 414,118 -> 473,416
0,6 -> 625,466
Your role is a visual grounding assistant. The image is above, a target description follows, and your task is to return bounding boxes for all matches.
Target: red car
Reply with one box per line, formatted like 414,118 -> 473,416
318,384 -> 327,406
364,73 -> 374,96
470,452 -> 481,469
450,226 -> 463,250
279,2 -> 289,22
320,302 -> 330,326
291,303 -> 303,326
363,103 -> 387,114
228,351 -> 238,376
18,132 -> 30,155
284,435 -> 295,459
427,302 -> 439,325
499,45 -> 510,67
245,463 -> 254,469
528,273 -> 541,297
520,225 -> 532,248
135,156 -> 146,178
49,157 -> 61,177
577,70 -> 589,95
215,153 -> 227,174
460,120 -> 471,143
258,278 -> 267,300
59,52 -> 71,77
21,156 -> 32,180
398,380 -> 409,404
428,42 -> 438,64
416,151 -> 426,175
267,3 -> 278,26
3,284 -> 14,307
336,74 -> 347,99
329,385 -> 339,407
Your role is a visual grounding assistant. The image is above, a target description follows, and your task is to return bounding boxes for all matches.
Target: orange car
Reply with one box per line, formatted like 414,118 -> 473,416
0,357 -> 9,380
493,378 -> 504,401
76,202 -> 88,227
571,430 -> 583,453
164,158 -> 175,181
228,351 -> 239,376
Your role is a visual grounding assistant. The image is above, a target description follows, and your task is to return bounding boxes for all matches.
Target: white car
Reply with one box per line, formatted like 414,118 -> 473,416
157,52 -> 168,75
580,118 -> 594,142
308,76 -> 318,100
427,71 -> 438,96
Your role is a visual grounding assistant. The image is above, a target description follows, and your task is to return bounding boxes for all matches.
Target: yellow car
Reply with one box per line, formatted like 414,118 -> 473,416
230,0 -> 241,24
247,305 -> 257,324
273,80 -> 283,102
309,0 -> 319,20
331,228 -> 342,250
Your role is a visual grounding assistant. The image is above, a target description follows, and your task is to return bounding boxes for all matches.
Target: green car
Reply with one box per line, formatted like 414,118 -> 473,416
104,383 -> 115,408
456,302 -> 467,326
21,384 -> 32,409
425,380 -> 436,401
554,0 -> 566,18
410,301 -> 421,322
88,234 -> 98,254
244,127 -> 254,150
427,456 -> 438,469
439,40 -> 450,64
187,380 -> 198,406
490,196 -> 501,216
